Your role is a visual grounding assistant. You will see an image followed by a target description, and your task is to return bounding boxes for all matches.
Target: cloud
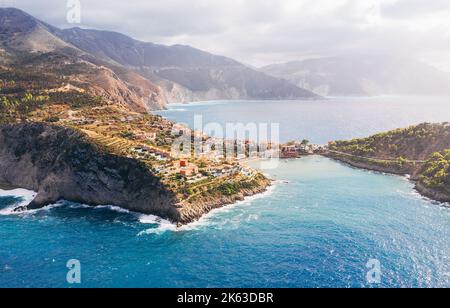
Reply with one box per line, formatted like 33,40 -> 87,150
2,0 -> 450,70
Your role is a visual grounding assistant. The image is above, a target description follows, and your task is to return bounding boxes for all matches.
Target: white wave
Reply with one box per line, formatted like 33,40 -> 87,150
1,182 -> 277,235
17,201 -> 95,216
188,183 -> 276,227
396,187 -> 450,208
67,203 -> 92,209
21,202 -> 66,216
95,205 -> 131,214
245,214 -> 260,222
137,215 -> 177,235
0,188 -> 37,215
139,214 -> 169,224
138,182 -> 278,235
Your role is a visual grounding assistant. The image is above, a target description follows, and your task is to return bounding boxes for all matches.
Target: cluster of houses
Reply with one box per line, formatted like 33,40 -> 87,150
206,164 -> 255,178
177,160 -> 199,177
188,137 -> 281,161
131,146 -> 170,161
149,118 -> 177,132
280,141 -> 326,158
167,159 -> 255,185
133,130 -> 157,142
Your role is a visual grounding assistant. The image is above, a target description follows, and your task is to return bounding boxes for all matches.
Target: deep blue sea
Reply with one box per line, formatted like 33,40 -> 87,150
157,96 -> 450,143
1,97 -> 450,288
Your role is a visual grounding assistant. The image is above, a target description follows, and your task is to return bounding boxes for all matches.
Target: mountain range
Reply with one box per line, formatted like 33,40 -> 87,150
0,8 -> 317,111
261,56 -> 450,96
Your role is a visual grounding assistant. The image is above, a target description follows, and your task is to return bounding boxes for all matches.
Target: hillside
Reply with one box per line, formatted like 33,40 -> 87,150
327,123 -> 450,203
0,123 -> 180,217
0,118 -> 270,224
261,56 -> 450,96
53,27 -> 318,103
0,8 -> 167,111
0,7 -> 318,109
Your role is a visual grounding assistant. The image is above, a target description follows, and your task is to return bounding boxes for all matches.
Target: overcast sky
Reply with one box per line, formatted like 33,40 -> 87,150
2,0 -> 450,71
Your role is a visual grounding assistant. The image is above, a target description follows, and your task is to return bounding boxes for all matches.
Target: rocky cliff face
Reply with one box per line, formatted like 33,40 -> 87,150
0,123 -> 272,224
415,182 -> 450,204
178,175 -> 271,224
0,123 -> 180,220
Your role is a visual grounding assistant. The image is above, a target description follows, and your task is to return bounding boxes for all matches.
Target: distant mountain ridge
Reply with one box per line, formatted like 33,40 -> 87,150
51,26 -> 317,103
54,27 -> 239,68
0,7 -> 318,110
0,8 -> 169,111
261,56 -> 450,96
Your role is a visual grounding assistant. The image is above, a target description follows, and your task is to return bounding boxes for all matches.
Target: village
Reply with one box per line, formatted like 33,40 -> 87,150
26,100 -> 327,203
25,103 -> 262,199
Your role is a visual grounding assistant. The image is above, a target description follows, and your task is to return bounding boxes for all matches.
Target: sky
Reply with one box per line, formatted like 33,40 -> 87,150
1,0 -> 450,71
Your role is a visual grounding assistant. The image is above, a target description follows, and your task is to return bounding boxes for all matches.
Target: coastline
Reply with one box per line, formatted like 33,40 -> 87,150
177,174 -> 272,225
323,152 -> 418,177
415,183 -> 450,205
323,153 -> 450,206
0,176 -> 273,226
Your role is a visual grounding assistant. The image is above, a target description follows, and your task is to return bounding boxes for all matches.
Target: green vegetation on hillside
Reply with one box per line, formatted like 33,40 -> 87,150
329,123 -> 450,199
0,63 -> 104,124
330,123 -> 450,161
0,93 -> 49,124
218,177 -> 261,196
421,150 -> 450,193
49,92 -> 102,108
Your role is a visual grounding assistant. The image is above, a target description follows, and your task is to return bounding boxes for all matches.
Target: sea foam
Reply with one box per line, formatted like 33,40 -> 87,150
137,181 -> 278,235
0,188 -> 37,215
0,182 -> 278,235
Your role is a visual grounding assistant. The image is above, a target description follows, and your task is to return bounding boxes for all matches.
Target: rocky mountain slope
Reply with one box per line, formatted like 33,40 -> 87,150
261,56 -> 450,96
0,8 -> 317,109
0,8 -> 166,111
327,123 -> 450,203
53,27 -> 318,103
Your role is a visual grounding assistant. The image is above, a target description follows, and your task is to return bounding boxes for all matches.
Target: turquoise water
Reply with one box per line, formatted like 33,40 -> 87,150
1,97 -> 450,288
1,157 -> 449,288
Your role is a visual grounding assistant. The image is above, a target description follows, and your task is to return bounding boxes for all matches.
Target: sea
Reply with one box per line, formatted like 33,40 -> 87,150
1,96 -> 449,288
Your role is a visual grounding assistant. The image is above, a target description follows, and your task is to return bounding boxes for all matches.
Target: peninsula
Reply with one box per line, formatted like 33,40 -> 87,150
324,123 -> 450,204
0,8 -> 274,225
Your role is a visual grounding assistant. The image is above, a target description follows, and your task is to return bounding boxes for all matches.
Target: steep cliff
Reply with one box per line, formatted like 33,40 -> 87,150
0,123 -> 180,219
0,123 -> 272,224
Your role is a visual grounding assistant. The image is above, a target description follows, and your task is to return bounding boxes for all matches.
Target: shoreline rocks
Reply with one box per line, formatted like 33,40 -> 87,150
178,176 -> 272,225
415,182 -> 450,205
324,153 -> 450,206
0,123 -> 272,225
0,123 -> 180,221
